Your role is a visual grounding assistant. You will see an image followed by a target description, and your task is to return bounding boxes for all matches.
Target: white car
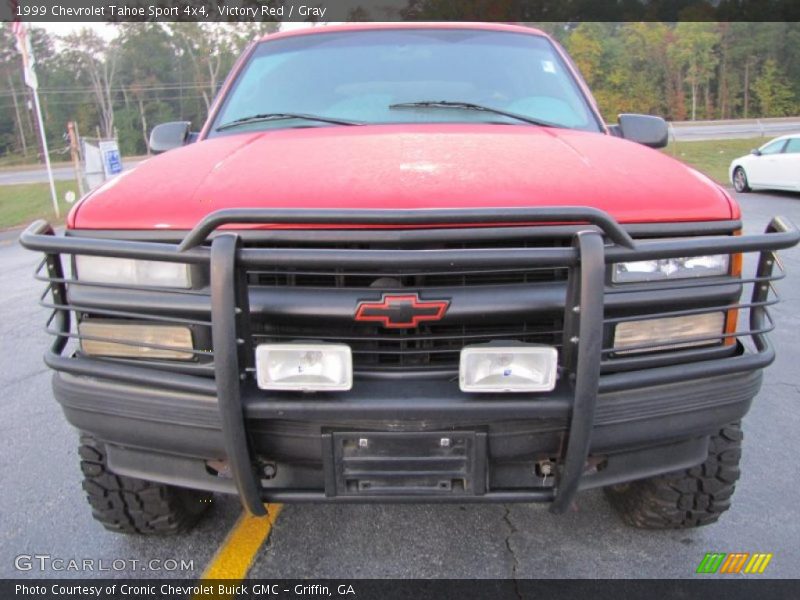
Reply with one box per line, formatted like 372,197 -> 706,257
729,134 -> 800,193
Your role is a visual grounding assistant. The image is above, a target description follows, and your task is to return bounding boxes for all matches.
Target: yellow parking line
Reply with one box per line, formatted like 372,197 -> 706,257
198,503 -> 283,582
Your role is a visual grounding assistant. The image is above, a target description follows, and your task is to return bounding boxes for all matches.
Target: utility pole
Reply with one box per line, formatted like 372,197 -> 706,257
67,121 -> 85,197
6,71 -> 28,156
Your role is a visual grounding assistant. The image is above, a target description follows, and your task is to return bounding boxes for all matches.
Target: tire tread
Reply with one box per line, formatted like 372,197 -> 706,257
604,422 -> 743,529
79,434 -> 211,535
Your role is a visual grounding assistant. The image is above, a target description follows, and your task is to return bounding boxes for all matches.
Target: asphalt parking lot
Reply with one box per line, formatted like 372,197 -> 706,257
1,190 -> 798,580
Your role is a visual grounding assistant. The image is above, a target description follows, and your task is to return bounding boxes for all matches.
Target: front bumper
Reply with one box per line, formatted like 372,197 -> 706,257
20,207 -> 799,514
53,366 -> 761,501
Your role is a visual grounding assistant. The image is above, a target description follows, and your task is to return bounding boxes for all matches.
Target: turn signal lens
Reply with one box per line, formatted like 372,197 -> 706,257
79,320 -> 194,360
614,313 -> 725,354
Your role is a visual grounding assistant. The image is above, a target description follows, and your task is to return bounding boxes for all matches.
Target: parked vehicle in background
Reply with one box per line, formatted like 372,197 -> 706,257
730,134 -> 800,193
19,23 -> 800,535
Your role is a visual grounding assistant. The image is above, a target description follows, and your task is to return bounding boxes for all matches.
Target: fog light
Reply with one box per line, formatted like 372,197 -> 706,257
459,344 -> 558,393
614,312 -> 725,354
255,343 -> 352,391
79,320 -> 194,360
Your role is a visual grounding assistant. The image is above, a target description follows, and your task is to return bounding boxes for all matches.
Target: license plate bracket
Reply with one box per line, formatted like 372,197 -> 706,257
323,431 -> 487,497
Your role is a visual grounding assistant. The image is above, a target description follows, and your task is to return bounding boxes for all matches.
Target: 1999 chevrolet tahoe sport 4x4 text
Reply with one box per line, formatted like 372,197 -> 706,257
20,22 -> 799,534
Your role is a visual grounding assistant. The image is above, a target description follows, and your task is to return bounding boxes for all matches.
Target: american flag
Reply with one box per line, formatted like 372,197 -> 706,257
10,13 -> 38,90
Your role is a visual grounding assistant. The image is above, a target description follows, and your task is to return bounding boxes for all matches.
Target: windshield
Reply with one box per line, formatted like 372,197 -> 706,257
208,29 -> 602,135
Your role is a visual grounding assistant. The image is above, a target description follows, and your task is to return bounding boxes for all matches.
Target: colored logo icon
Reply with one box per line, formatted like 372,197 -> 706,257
696,552 -> 773,574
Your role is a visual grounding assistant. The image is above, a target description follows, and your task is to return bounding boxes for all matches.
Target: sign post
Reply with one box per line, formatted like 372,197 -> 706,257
98,140 -> 123,178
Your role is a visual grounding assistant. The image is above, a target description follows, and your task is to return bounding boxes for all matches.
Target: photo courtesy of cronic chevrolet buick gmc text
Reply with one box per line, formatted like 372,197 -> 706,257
20,23 -> 799,534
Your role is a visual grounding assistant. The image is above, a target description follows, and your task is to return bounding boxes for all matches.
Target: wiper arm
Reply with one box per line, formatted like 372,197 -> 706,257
389,100 -> 564,128
216,112 -> 363,131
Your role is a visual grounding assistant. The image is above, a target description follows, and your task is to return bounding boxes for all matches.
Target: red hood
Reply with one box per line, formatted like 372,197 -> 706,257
69,124 -> 735,230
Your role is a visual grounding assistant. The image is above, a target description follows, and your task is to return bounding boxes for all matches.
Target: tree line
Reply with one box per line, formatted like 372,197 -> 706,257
545,22 -> 800,122
1,21 -> 798,163
0,22 -> 277,162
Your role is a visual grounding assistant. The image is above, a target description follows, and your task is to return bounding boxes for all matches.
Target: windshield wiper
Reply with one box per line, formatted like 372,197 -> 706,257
216,112 -> 363,131
388,100 -> 564,128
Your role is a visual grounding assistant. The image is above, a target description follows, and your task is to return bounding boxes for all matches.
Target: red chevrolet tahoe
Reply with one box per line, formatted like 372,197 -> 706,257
21,23 -> 799,534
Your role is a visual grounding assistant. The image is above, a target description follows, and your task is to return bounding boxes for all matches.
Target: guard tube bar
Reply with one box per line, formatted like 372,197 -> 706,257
210,234 -> 265,516
20,212 -> 800,268
18,209 -> 800,515
177,207 -> 638,251
550,231 -> 605,513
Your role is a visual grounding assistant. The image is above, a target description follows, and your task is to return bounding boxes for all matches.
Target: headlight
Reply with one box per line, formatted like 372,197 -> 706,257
75,256 -> 191,288
613,312 -> 725,354
613,255 -> 729,283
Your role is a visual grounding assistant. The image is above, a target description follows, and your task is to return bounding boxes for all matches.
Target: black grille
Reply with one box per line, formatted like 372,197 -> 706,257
245,239 -> 569,289
247,267 -> 567,288
245,236 -> 568,374
250,320 -> 564,373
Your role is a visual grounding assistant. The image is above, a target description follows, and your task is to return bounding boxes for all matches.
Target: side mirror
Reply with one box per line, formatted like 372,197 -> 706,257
750,148 -> 762,156
617,114 -> 669,149
149,121 -> 191,153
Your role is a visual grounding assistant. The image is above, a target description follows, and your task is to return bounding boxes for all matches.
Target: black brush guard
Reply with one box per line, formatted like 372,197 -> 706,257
20,207 -> 800,516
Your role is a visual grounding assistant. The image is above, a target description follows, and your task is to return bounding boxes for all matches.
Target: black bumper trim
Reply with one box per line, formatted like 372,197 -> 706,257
53,368 -> 761,458
100,435 -> 710,502
45,352 -> 217,396
106,444 -> 236,494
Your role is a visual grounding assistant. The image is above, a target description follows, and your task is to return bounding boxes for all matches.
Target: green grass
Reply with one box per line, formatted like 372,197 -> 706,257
663,137 -> 768,186
0,153 -> 39,169
0,180 -> 79,230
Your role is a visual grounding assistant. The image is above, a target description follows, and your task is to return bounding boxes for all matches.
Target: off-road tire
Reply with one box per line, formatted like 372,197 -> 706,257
79,434 -> 212,534
604,422 -> 743,529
